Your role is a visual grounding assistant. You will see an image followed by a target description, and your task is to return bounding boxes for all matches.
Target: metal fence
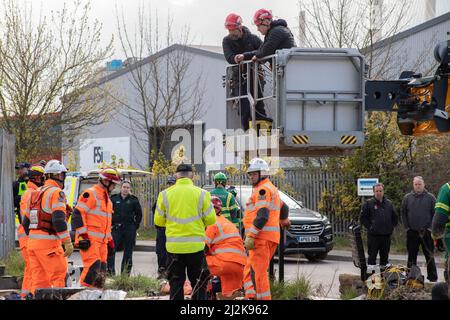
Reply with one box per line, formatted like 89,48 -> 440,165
141,169 -> 352,236
0,130 -> 16,260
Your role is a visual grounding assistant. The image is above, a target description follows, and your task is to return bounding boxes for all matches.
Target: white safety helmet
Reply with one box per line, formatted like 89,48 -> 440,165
247,158 -> 270,175
44,159 -> 68,174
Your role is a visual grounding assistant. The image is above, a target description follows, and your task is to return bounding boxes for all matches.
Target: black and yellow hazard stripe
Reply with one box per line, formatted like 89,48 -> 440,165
292,135 -> 309,144
341,135 -> 357,145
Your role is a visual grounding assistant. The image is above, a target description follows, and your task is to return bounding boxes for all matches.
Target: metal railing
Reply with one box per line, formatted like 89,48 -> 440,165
225,55 -> 278,130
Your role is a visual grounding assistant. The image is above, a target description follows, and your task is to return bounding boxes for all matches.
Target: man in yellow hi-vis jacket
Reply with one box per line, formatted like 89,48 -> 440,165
154,164 -> 216,300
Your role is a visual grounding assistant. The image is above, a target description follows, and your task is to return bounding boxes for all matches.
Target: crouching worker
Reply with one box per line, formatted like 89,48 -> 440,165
205,196 -> 247,299
72,168 -> 120,288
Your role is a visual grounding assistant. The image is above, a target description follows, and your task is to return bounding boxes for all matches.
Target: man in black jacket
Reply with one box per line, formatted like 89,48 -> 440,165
153,175 -> 176,279
12,162 -> 30,224
401,176 -> 438,281
235,9 -> 296,63
107,180 -> 142,275
222,13 -> 270,131
360,183 -> 398,269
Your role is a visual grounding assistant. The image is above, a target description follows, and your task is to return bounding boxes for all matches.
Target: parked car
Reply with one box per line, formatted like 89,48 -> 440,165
203,184 -> 333,261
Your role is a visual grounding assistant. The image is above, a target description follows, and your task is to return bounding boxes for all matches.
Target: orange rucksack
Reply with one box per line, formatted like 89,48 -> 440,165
26,186 -> 57,233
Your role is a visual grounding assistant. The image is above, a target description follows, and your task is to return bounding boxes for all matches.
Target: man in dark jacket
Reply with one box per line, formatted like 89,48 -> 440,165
107,180 -> 142,275
401,176 -> 438,281
222,13 -> 270,131
12,162 -> 30,224
360,183 -> 398,269
235,9 -> 296,63
153,175 -> 176,279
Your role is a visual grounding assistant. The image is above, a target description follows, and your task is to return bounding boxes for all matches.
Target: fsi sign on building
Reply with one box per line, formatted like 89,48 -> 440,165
357,178 -> 379,197
79,137 -> 131,171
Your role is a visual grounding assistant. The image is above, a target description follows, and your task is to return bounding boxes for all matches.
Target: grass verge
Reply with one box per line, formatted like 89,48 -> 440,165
271,276 -> 312,300
136,226 -> 157,240
105,273 -> 161,297
340,287 -> 360,300
0,249 -> 24,278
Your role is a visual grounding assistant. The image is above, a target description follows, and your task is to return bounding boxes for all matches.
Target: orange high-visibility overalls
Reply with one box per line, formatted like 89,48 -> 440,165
27,180 -> 69,295
73,184 -> 113,287
205,215 -> 247,296
242,178 -> 280,300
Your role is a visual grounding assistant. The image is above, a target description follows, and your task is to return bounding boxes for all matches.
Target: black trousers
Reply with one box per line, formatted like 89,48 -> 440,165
231,73 -> 268,131
367,234 -> 391,266
107,224 -> 137,275
156,226 -> 168,272
406,229 -> 438,281
167,250 -> 210,300
239,98 -> 268,131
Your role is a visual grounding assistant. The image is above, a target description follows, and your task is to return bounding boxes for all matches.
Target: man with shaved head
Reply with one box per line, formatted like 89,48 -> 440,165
401,176 -> 438,282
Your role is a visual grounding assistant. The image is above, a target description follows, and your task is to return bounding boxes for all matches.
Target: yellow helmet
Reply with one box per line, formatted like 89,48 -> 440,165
29,165 -> 45,176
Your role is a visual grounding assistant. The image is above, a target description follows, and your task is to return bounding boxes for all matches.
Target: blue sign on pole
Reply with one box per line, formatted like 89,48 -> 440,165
357,178 -> 379,196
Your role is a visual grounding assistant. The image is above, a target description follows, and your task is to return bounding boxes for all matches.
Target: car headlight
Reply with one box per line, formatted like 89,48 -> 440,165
322,216 -> 331,227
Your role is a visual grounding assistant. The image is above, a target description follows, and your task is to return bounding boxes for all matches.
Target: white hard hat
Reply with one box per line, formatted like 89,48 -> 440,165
247,158 -> 270,175
44,159 -> 68,174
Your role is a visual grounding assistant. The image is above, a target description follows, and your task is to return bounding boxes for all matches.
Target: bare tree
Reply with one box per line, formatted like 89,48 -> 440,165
0,0 -> 114,161
113,5 -> 205,169
296,0 -> 439,79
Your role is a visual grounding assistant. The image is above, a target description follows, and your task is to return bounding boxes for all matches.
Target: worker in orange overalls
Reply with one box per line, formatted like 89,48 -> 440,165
205,196 -> 247,299
22,160 -> 73,296
18,164 -> 45,298
71,167 -> 120,288
242,158 -> 281,300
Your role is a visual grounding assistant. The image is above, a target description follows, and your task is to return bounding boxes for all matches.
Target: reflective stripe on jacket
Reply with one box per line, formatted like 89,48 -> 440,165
205,215 -> 246,265
243,178 -> 281,243
74,184 -> 113,244
154,178 -> 216,254
210,187 -> 239,225
27,180 -> 69,250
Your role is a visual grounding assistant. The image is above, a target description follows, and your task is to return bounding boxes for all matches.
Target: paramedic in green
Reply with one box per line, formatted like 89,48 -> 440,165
432,181 -> 450,282
210,172 -> 241,228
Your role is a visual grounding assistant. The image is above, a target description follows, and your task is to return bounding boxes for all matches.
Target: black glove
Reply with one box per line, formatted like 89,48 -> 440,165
78,235 -> 91,251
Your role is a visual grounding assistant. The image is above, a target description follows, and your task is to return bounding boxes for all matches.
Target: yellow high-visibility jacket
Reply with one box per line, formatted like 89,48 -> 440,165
154,178 -> 216,254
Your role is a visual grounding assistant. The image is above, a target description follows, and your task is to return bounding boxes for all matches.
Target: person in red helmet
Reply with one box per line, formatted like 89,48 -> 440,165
71,167 -> 120,288
205,196 -> 246,299
222,13 -> 271,131
235,9 -> 296,63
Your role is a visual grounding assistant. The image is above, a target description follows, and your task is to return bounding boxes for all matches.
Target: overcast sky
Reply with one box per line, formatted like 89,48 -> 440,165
7,0 -> 450,59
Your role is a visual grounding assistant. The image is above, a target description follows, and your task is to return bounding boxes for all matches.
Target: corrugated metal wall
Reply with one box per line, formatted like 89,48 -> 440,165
0,130 -> 16,260
371,14 -> 450,79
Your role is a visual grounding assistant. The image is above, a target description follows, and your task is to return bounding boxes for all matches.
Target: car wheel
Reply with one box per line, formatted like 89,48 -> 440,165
304,253 -> 327,262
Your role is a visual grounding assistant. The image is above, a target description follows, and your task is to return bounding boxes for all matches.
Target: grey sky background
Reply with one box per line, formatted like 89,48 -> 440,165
6,0 -> 450,59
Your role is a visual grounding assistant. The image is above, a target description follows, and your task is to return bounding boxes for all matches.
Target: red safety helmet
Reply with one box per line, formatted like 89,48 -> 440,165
211,195 -> 223,214
99,167 -> 121,184
253,8 -> 272,26
224,13 -> 243,31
